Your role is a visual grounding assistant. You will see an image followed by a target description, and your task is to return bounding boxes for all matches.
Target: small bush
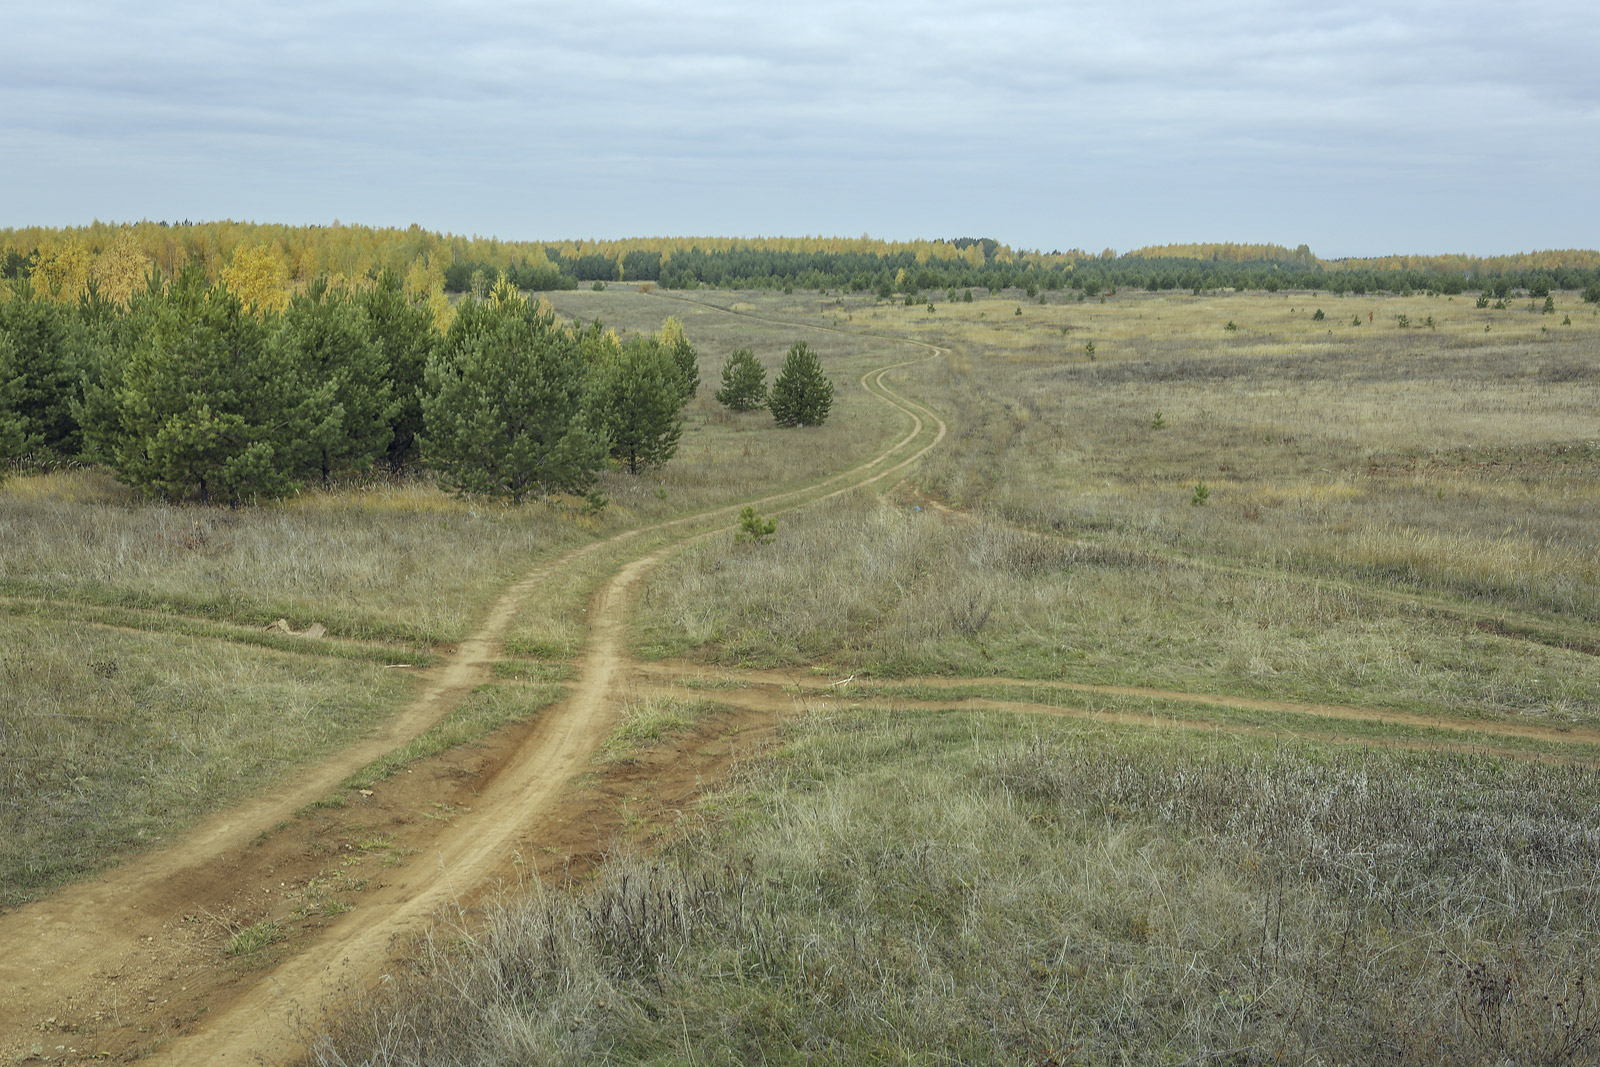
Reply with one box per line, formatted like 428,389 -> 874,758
734,506 -> 776,544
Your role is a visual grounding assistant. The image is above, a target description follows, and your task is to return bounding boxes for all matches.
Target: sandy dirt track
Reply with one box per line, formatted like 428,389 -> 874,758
0,319 -> 947,1065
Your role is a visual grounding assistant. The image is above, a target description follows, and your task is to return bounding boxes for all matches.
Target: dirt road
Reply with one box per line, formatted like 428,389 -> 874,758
0,326 -> 946,1065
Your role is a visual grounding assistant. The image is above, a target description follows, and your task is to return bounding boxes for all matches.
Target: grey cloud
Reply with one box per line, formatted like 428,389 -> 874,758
1,0 -> 1595,253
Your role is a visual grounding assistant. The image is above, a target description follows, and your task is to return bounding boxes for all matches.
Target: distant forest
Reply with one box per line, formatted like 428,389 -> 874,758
4,223 -> 1600,310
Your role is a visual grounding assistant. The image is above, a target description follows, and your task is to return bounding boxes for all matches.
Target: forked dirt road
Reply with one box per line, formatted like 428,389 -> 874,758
9,303 -> 1593,1065
0,325 -> 947,1065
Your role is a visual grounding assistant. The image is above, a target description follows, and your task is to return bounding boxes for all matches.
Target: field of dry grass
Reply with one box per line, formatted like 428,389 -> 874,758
6,282 -> 1599,1063
306,709 -> 1600,1066
642,287 -> 1600,727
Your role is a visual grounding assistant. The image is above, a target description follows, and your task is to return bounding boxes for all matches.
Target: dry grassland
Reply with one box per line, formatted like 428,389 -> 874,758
6,283 -> 1600,1065
643,288 -> 1600,727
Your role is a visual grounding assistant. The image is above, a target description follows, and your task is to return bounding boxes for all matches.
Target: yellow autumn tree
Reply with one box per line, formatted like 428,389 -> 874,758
29,243 -> 91,303
90,231 -> 154,308
220,244 -> 289,314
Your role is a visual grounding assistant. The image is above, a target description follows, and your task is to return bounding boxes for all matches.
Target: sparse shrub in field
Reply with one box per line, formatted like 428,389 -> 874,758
1352,315 -> 1363,326
769,341 -> 834,428
1084,341 -> 1096,360
1493,298 -> 1508,309
1151,411 -> 1166,429
591,280 -> 606,291
1397,313 -> 1411,328
1015,307 -> 1023,316
1583,283 -> 1600,304
962,289 -> 973,302
1563,314 -> 1572,326
1224,320 -> 1238,331
1542,295 -> 1556,314
1476,294 -> 1490,308
734,505 -> 776,544
1191,481 -> 1210,506
714,348 -> 767,411
1426,315 -> 1436,329
1312,308 -> 1325,320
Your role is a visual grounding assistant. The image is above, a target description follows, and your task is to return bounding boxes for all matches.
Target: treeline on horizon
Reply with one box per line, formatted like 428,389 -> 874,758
5,223 -> 1600,310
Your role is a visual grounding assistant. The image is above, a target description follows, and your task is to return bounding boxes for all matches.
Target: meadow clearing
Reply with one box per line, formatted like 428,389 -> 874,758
3,284 -> 1598,1065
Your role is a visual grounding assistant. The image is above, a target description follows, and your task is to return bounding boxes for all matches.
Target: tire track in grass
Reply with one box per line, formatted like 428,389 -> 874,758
633,661 -> 1600,752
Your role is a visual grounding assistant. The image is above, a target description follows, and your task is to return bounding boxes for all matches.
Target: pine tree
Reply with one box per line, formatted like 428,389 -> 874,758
421,294 -> 605,503
109,267 -> 337,503
587,336 -> 685,474
769,341 -> 834,427
714,348 -> 767,411
0,280 -> 83,456
278,278 -> 396,485
359,269 -> 437,472
657,316 -> 699,401
0,329 -> 30,478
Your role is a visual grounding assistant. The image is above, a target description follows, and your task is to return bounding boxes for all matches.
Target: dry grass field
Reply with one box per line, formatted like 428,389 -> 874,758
306,287 -> 1600,1066
4,284 -> 1599,1065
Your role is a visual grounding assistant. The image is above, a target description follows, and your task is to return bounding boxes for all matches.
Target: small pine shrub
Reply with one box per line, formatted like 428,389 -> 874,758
734,506 -> 776,544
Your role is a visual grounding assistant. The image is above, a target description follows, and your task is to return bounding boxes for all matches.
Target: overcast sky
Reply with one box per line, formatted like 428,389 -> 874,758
4,0 -> 1596,257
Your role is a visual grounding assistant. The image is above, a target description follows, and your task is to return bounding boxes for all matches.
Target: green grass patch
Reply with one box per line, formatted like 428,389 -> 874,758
490,658 -> 575,682
225,919 -> 286,957
337,681 -> 567,794
595,696 -> 721,764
